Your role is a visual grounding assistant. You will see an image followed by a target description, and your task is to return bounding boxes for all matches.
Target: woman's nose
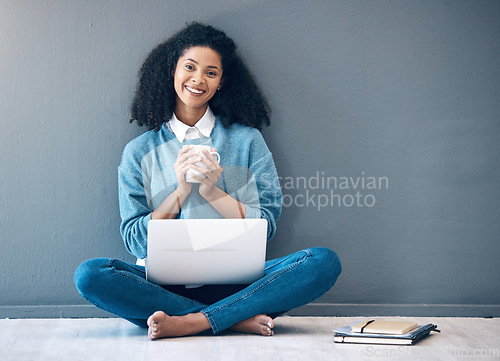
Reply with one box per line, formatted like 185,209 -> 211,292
191,73 -> 204,84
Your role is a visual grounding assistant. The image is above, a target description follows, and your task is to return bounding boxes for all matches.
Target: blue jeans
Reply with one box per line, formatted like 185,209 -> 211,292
74,247 -> 341,334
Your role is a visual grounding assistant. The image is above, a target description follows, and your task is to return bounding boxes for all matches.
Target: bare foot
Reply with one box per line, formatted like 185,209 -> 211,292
230,314 -> 275,336
147,311 -> 211,340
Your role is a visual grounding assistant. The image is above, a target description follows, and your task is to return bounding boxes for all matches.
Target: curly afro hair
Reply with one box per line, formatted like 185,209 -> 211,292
130,22 -> 271,132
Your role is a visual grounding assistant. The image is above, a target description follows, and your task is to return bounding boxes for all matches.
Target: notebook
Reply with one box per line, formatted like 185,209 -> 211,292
352,320 -> 418,335
145,218 -> 267,285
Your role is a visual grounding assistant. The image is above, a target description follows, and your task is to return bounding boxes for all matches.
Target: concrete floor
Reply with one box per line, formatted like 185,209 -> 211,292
1,316 -> 499,361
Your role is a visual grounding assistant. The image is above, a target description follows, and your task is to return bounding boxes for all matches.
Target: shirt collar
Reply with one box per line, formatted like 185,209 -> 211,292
168,107 -> 216,143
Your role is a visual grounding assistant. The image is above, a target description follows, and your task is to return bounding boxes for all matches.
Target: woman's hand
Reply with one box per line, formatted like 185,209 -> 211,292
174,145 -> 199,197
191,148 -> 223,199
151,146 -> 197,220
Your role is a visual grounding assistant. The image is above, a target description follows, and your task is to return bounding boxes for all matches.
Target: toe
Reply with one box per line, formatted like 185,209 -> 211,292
266,317 -> 274,329
148,311 -> 165,326
262,326 -> 274,336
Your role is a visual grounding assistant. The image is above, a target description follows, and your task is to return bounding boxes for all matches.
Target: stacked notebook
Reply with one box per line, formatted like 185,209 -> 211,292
333,320 -> 439,345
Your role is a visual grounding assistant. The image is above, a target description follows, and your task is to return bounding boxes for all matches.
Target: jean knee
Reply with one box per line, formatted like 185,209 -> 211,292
310,247 -> 342,282
74,258 -> 111,298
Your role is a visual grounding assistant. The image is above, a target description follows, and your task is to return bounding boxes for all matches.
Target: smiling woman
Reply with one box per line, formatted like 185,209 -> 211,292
74,22 -> 342,341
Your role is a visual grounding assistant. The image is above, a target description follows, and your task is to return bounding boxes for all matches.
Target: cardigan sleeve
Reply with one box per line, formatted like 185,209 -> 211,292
246,132 -> 282,241
118,144 -> 151,259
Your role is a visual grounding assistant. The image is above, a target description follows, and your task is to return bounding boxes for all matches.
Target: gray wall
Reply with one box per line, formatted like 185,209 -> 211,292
1,0 -> 499,318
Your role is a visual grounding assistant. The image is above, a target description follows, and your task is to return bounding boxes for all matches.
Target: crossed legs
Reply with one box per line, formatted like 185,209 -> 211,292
74,247 -> 341,340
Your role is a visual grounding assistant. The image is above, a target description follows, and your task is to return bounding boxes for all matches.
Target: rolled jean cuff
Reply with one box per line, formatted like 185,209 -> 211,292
200,310 -> 220,334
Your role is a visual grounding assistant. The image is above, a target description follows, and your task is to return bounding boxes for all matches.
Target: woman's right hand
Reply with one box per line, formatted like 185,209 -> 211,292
174,145 -> 199,197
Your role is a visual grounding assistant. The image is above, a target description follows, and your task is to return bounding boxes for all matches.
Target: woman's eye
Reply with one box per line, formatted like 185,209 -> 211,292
207,71 -> 217,77
185,64 -> 195,70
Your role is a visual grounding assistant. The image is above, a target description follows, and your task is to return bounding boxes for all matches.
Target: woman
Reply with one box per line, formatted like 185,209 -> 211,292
75,22 -> 341,340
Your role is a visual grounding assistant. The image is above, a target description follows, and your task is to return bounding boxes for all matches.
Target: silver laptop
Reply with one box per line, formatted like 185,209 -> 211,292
146,218 -> 267,285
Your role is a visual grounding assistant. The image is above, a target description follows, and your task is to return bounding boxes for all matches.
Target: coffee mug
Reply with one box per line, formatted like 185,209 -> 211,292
185,145 -> 220,183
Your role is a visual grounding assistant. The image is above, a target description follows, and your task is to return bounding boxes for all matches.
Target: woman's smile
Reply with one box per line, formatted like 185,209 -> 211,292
185,85 -> 206,95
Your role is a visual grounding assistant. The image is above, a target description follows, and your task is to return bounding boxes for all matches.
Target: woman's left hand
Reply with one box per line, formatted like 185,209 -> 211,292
191,148 -> 223,199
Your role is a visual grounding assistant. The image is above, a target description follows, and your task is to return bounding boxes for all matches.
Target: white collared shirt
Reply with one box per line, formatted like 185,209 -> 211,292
166,107 -> 215,142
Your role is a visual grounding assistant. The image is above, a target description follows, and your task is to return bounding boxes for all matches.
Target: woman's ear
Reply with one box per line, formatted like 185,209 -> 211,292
217,79 -> 223,90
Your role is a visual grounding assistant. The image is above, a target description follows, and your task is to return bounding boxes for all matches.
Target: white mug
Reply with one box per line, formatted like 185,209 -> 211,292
185,145 -> 220,183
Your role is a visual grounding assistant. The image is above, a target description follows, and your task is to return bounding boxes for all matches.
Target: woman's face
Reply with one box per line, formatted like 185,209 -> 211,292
173,46 -> 223,116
